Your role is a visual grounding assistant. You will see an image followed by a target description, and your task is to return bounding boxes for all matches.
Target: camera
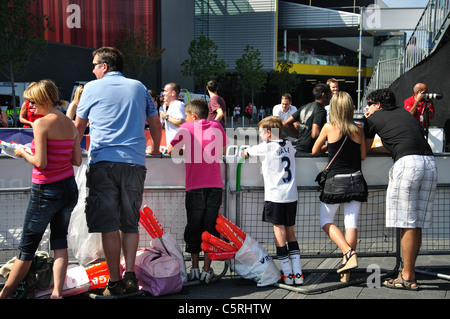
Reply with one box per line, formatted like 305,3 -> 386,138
425,93 -> 443,100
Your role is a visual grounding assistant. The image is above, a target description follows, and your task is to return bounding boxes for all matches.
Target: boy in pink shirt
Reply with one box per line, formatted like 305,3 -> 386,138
168,98 -> 228,283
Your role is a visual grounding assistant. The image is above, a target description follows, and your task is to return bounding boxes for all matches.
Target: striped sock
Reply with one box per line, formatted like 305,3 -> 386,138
288,241 -> 302,275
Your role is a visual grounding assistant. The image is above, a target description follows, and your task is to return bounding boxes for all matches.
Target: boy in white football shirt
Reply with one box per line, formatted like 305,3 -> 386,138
242,116 -> 303,285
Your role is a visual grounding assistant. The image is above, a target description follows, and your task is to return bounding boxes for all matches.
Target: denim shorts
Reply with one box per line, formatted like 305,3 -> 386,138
184,188 -> 223,254
85,161 -> 146,233
320,171 -> 368,204
18,176 -> 78,261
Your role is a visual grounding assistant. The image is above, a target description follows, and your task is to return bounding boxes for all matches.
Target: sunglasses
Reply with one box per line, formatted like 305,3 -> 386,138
367,101 -> 377,106
93,62 -> 104,68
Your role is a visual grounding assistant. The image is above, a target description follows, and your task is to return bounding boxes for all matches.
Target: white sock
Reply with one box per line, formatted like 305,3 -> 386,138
288,241 -> 302,275
277,245 -> 292,276
290,253 -> 302,275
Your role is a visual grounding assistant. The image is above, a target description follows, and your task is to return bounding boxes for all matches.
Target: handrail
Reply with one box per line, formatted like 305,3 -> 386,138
361,0 -> 450,104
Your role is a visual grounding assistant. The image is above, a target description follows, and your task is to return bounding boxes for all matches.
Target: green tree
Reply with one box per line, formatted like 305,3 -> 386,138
235,45 -> 267,105
181,34 -> 227,91
0,0 -> 53,124
268,59 -> 301,96
114,24 -> 165,83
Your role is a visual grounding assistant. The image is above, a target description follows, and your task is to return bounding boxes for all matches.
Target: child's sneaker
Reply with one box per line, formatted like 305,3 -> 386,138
200,268 -> 214,284
189,268 -> 200,281
294,273 -> 304,285
282,273 -> 294,285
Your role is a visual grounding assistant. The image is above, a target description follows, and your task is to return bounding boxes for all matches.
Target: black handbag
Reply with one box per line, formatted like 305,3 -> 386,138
315,136 -> 348,191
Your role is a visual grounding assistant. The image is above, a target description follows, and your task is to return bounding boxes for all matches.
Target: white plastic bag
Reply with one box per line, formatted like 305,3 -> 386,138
228,235 -> 281,287
35,266 -> 90,299
67,164 -> 103,266
150,232 -> 187,283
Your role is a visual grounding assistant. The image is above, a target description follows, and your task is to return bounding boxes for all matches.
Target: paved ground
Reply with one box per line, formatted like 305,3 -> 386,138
69,254 -> 449,317
143,254 -> 450,300
2,247 -> 449,300
1,230 -> 448,318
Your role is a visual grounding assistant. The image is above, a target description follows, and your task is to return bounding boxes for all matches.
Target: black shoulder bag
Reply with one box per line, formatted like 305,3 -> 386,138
315,136 -> 348,191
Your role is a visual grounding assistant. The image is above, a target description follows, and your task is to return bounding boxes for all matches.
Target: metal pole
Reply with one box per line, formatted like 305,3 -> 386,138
357,8 -> 363,110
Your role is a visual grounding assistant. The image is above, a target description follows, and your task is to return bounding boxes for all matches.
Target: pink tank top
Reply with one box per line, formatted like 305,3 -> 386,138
31,139 -> 75,184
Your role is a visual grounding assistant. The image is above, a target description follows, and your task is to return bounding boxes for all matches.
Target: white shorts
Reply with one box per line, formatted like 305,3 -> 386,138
386,155 -> 437,228
319,200 -> 361,229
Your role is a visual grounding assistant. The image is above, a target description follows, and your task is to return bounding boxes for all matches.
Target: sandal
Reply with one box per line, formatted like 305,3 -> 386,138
337,249 -> 358,274
340,271 -> 351,283
383,273 -> 419,291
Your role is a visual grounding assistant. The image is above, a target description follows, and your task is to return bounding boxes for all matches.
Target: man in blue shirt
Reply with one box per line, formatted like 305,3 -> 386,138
75,47 -> 161,296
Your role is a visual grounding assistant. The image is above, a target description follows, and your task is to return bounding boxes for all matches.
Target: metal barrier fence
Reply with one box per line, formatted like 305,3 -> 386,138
241,185 -> 447,254
234,185 -> 400,293
234,184 -> 450,293
237,186 -> 396,258
1,179 -> 449,293
0,186 -> 227,269
0,188 -> 45,264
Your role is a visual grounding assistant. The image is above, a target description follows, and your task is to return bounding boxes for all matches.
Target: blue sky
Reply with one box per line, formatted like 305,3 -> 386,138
382,0 -> 429,8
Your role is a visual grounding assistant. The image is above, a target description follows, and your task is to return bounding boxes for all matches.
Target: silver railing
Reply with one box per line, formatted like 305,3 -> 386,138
362,0 -> 450,106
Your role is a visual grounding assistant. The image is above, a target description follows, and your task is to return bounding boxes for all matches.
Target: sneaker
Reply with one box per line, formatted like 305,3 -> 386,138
103,280 -> 125,296
189,268 -> 200,281
294,273 -> 304,285
282,273 -> 294,285
122,271 -> 139,294
200,268 -> 214,284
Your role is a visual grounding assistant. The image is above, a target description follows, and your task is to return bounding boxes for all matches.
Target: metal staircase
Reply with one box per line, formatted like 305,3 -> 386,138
361,0 -> 450,109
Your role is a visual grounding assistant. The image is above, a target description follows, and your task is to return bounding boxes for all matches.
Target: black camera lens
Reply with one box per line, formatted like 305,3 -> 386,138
425,93 -> 443,100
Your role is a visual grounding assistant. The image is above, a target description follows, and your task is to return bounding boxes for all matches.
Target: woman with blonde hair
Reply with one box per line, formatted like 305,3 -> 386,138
66,84 -> 84,120
0,80 -> 82,299
312,91 -> 367,282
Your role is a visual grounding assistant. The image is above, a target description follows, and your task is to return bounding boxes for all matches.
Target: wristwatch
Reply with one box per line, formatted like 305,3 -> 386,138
164,115 -> 169,120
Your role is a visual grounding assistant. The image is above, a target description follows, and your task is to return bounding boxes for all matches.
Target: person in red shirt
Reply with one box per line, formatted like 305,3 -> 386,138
19,100 -> 44,128
404,83 -> 435,128
206,80 -> 226,127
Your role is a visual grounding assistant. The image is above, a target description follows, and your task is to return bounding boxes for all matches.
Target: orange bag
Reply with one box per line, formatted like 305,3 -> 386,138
85,261 -> 109,290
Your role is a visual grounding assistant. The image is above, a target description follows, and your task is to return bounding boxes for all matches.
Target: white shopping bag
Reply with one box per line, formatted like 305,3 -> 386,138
228,235 -> 281,287
67,164 -> 103,265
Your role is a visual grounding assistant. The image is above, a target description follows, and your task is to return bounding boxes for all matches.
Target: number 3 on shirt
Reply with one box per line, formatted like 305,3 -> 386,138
281,156 -> 292,183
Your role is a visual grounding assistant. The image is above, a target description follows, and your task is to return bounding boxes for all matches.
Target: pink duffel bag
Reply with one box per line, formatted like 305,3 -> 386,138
121,248 -> 183,296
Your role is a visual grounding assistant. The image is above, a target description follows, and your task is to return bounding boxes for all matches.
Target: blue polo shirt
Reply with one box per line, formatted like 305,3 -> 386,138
77,72 -> 157,166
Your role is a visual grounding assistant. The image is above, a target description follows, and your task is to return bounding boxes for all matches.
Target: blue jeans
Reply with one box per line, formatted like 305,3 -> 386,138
18,176 -> 78,261
184,188 -> 222,254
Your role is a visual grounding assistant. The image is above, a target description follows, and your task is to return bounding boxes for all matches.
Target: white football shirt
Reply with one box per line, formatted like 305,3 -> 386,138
246,139 -> 297,202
